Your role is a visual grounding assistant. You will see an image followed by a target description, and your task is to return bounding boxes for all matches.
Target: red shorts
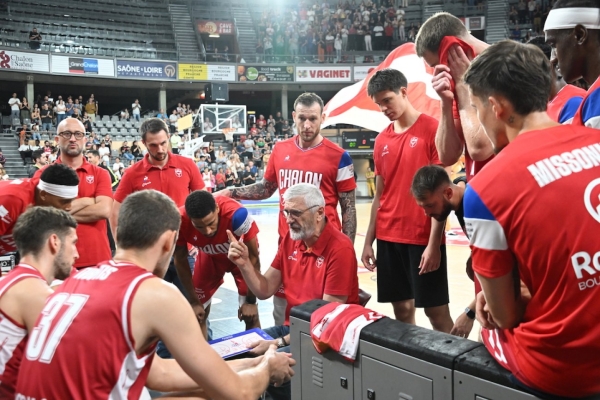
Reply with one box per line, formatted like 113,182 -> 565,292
192,252 -> 248,304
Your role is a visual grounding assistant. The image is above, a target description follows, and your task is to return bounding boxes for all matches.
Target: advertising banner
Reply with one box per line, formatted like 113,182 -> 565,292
353,65 -> 377,82
178,64 -> 235,81
295,66 -> 352,82
237,65 -> 294,82
51,56 -> 115,76
0,50 -> 49,72
116,60 -> 177,80
197,20 -> 235,35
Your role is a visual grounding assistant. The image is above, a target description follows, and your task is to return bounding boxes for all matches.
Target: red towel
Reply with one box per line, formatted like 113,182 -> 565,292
310,302 -> 383,362
438,36 -> 475,92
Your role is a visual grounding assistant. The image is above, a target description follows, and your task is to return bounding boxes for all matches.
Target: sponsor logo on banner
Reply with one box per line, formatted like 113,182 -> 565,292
0,50 -> 49,72
197,20 -> 235,35
178,64 -> 235,81
296,66 -> 352,82
354,66 -> 377,82
69,58 -> 99,74
237,65 -> 294,82
116,60 -> 177,79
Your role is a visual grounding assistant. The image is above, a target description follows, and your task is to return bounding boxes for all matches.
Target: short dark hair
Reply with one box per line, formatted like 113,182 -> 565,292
293,92 -> 324,113
367,69 -> 408,97
140,118 -> 169,141
32,150 -> 44,163
86,149 -> 100,158
464,40 -> 551,115
13,207 -> 77,256
527,36 -> 552,60
185,190 -> 217,219
410,165 -> 451,201
117,190 -> 181,250
415,12 -> 468,57
39,163 -> 79,186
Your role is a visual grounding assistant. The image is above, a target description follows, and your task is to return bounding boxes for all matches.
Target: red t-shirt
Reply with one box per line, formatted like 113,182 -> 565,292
114,153 -> 205,207
0,179 -> 37,255
0,264 -> 45,397
373,114 -> 443,245
271,222 -> 359,325
177,197 -> 259,265
264,137 -> 356,238
35,158 -> 113,268
464,125 -> 600,397
16,261 -> 156,399
546,84 -> 586,124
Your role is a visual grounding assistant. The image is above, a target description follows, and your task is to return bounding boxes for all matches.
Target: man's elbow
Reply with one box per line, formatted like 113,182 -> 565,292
494,315 -> 521,330
438,152 -> 461,167
467,145 -> 494,162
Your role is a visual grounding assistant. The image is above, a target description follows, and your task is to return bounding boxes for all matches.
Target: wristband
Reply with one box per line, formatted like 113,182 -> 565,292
245,297 -> 257,305
465,307 -> 475,320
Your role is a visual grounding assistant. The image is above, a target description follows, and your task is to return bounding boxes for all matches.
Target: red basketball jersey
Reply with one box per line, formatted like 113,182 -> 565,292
264,136 -> 356,238
15,261 -> 156,399
0,264 -> 45,398
0,179 -> 37,255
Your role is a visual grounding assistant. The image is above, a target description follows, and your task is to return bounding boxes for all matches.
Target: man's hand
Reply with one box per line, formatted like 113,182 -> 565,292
227,230 -> 250,268
419,245 -> 441,275
238,303 -> 260,328
361,244 -> 377,271
191,303 -> 205,324
264,345 -> 295,387
432,65 -> 455,105
247,339 -> 277,356
214,188 -> 231,197
447,45 -> 472,83
476,291 -> 499,330
450,312 -> 475,338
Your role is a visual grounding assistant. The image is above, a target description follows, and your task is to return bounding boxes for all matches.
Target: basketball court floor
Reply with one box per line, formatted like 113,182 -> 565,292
209,200 -> 480,341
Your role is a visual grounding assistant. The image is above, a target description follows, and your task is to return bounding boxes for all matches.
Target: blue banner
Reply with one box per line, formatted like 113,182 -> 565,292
116,60 -> 177,80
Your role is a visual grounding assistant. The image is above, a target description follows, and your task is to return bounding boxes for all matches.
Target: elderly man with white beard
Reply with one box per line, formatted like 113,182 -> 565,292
227,182 -> 360,400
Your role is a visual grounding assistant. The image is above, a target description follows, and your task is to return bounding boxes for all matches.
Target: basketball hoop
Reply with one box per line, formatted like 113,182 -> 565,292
222,128 -> 235,142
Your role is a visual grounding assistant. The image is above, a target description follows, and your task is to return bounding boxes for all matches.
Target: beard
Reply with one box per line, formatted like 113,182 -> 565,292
432,200 -> 454,222
60,144 -> 83,157
53,246 -> 73,281
289,223 -> 315,241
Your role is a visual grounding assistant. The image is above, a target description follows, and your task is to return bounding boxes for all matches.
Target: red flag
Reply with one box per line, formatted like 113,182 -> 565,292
322,43 -> 441,132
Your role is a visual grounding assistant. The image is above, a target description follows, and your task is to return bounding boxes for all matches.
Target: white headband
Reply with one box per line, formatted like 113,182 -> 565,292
544,7 -> 600,31
37,180 -> 78,199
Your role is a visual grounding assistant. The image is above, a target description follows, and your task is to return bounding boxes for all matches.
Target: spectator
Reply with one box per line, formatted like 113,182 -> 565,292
215,167 -> 226,191
8,93 -> 21,122
131,99 -> 141,122
40,104 -> 53,132
225,167 -> 235,187
120,141 -> 134,161
102,134 -> 112,150
262,148 -> 271,170
18,142 -> 33,166
28,28 -> 42,50
42,140 -> 53,155
0,149 -> 5,167
31,104 -> 41,126
112,157 -> 125,174
28,149 -> 47,177
20,97 -> 31,123
242,164 -> 256,185
512,25 -> 522,41
73,98 -> 82,114
120,108 -> 130,121
518,0 -> 527,23
196,155 -> 208,172
235,140 -> 246,154
84,99 -> 97,122
281,120 -> 290,135
200,147 -> 211,162
18,124 -> 29,147
30,123 -> 41,141
72,108 -> 83,122
156,108 -> 166,119
334,33 -> 343,62
0,166 -> 8,181
170,132 -> 181,154
252,147 -> 263,169
202,167 -> 214,192
130,140 -> 142,159
169,110 -> 179,128
215,150 -> 228,167
509,6 -> 518,24
65,97 -> 74,117
243,135 -> 255,160
98,142 -> 110,166
55,99 -> 67,126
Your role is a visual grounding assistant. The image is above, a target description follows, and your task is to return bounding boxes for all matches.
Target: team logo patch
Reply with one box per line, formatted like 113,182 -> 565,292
584,178 -> 600,223
284,155 -> 290,161
288,249 -> 298,261
316,256 -> 325,268
175,168 -> 183,178
381,144 -> 389,157
410,137 -> 418,148
86,175 -> 94,184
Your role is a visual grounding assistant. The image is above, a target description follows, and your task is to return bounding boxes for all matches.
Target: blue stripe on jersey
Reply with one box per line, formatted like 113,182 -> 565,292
338,151 -> 353,169
582,87 -> 600,128
558,96 -> 584,124
464,186 -> 508,251
232,207 -> 253,237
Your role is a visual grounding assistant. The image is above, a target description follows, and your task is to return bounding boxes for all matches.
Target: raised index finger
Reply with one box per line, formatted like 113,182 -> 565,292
226,229 -> 238,243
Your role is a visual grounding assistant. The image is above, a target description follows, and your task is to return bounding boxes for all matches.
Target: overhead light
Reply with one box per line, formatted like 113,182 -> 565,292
209,34 -> 220,38
64,14 -> 70,17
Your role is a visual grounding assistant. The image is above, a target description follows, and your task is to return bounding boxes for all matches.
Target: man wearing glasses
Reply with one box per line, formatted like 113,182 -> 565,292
34,118 -> 113,270
228,182 -> 359,400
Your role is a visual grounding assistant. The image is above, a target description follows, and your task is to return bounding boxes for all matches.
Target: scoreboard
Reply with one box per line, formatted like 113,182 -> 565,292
341,131 -> 377,150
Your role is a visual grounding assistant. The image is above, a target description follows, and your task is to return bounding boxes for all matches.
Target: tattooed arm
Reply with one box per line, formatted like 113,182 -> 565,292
229,179 -> 278,201
339,190 -> 357,244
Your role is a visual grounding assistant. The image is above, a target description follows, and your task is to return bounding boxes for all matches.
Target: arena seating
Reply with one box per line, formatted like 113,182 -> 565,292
290,300 -> 541,400
1,0 -> 176,59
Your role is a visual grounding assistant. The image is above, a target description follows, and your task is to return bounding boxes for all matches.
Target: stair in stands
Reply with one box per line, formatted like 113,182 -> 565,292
485,0 -> 509,44
0,134 -> 29,179
231,0 -> 259,62
168,1 -> 205,62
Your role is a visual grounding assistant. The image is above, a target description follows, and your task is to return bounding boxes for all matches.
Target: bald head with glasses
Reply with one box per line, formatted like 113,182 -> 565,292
56,118 -> 86,159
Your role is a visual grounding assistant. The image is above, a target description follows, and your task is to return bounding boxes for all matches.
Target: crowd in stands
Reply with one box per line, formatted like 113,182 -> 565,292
509,0 -> 554,41
254,0 -> 421,63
